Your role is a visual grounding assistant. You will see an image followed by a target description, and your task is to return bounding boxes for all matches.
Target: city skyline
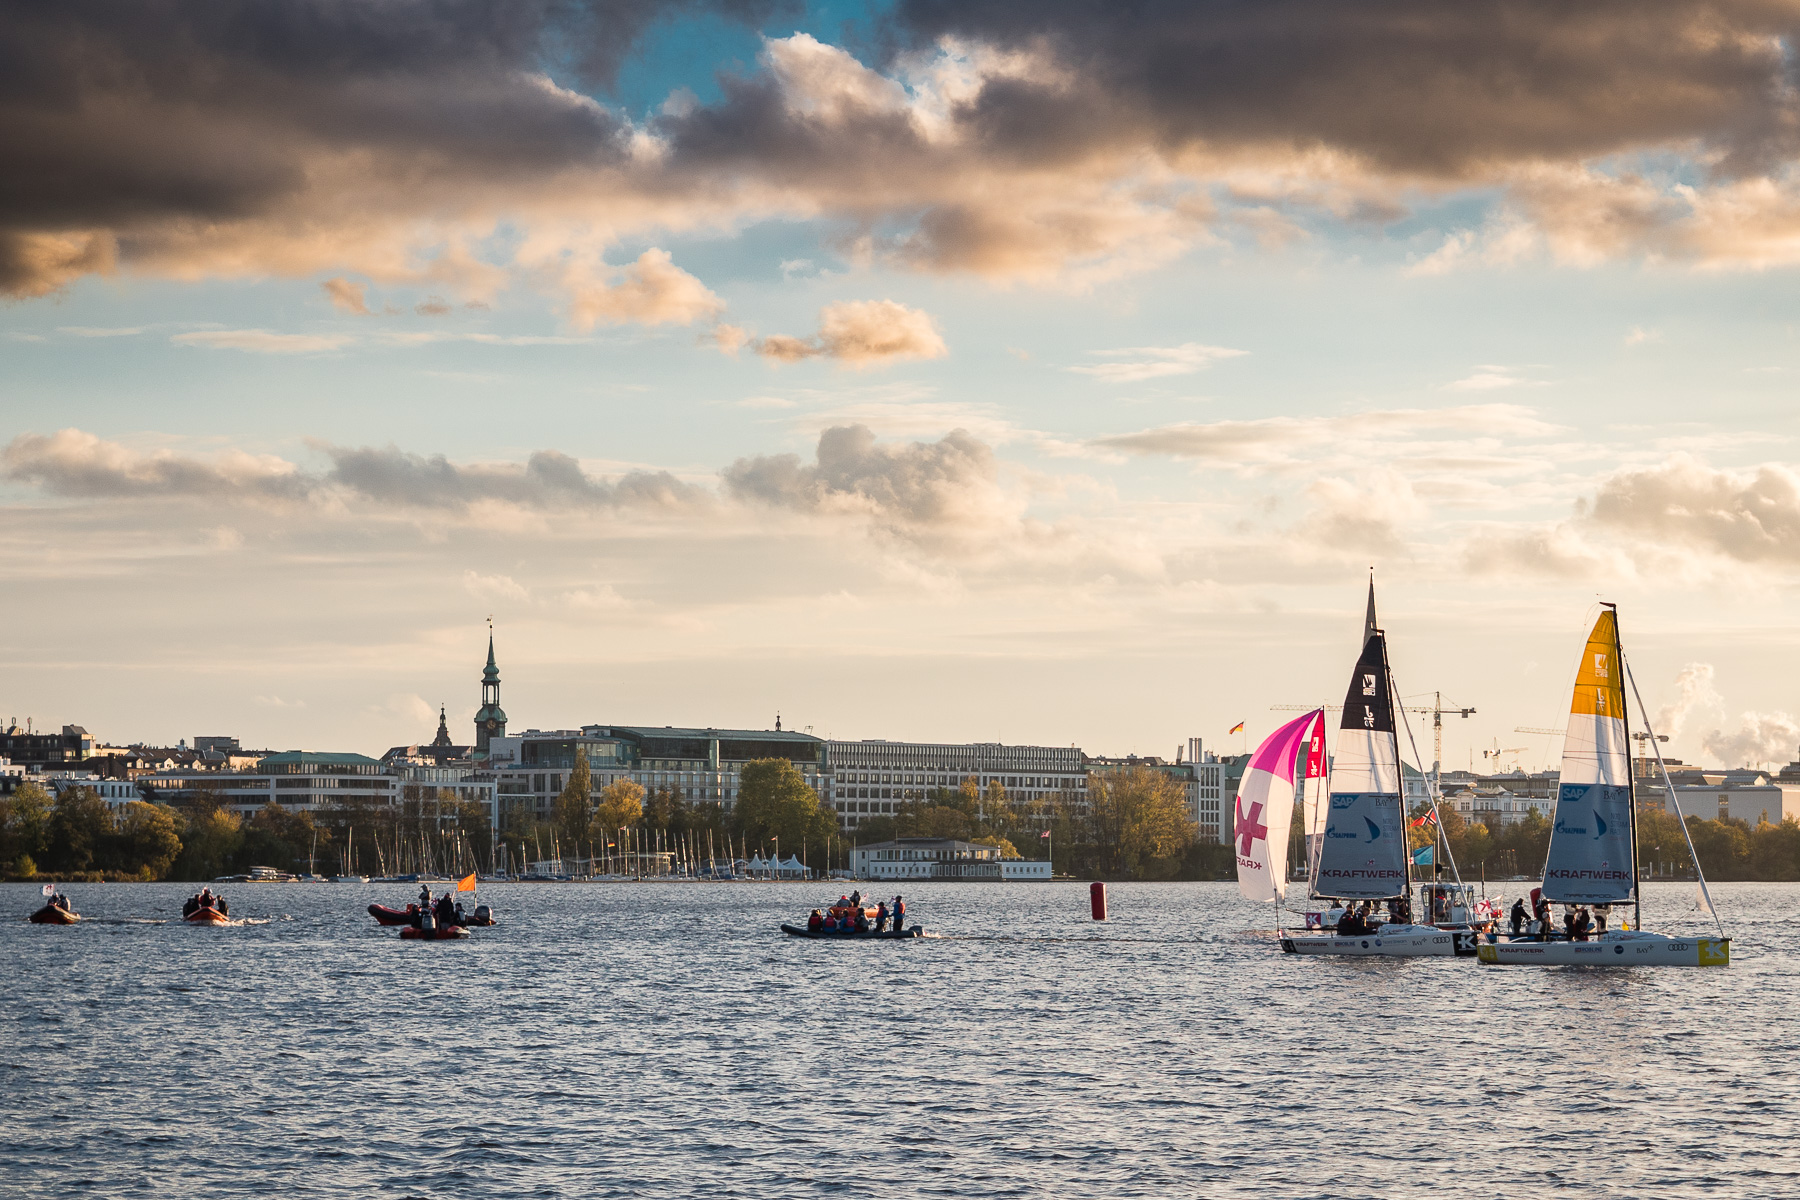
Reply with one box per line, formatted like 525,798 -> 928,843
6,3 -> 1800,772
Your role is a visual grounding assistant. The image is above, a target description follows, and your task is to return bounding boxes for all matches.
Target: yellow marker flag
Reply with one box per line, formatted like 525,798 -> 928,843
457,872 -> 477,892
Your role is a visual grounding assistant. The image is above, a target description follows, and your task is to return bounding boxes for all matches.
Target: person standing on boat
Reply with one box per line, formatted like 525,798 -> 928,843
419,883 -> 432,907
1594,906 -> 1609,936
849,889 -> 862,910
1510,898 -> 1528,937
892,896 -> 906,933
874,900 -> 889,933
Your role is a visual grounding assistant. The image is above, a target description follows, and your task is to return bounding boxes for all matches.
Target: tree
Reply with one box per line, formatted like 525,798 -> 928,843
591,778 -> 645,840
552,751 -> 593,848
1,781 -> 53,875
1087,767 -> 1196,878
972,834 -> 1020,858
47,786 -> 112,873
732,758 -> 835,851
171,808 -> 245,881
114,801 -> 183,879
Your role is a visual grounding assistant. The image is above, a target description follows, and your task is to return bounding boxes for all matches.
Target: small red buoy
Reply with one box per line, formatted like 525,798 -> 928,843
1090,880 -> 1107,921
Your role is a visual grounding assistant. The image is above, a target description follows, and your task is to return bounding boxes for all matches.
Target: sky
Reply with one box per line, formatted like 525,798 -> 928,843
6,0 -> 1800,772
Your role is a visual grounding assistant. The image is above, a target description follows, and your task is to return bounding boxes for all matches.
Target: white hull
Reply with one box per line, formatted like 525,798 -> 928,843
1281,924 -> 1477,957
1478,930 -> 1729,966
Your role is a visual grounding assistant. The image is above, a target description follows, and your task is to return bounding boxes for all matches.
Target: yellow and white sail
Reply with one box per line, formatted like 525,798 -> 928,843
1541,609 -> 1635,904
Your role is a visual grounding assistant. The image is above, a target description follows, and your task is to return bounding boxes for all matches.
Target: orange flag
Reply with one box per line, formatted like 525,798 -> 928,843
457,873 -> 477,892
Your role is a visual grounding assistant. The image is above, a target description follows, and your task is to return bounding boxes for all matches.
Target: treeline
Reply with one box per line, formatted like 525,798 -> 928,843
0,781 -> 495,882
854,766 -> 1223,881
522,755 -> 840,870
1409,801 -> 1800,883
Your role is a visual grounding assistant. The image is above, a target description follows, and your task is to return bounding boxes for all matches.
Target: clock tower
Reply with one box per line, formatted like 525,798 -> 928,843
474,626 -> 507,755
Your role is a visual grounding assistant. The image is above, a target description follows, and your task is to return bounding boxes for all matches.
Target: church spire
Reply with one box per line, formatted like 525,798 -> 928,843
474,620 -> 507,755
431,704 -> 452,749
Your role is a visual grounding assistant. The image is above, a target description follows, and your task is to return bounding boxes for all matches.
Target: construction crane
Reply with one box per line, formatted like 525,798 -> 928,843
1482,740 -> 1530,773
1272,692 -> 1474,780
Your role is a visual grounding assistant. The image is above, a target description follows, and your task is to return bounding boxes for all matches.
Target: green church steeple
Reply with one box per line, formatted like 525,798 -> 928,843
474,622 -> 507,754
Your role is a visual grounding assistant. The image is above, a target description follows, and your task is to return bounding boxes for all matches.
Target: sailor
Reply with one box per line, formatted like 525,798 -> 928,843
1573,907 -> 1592,941
419,883 -> 432,906
849,889 -> 862,910
217,894 -> 229,917
892,896 -> 906,933
854,907 -> 870,934
1563,908 -> 1577,940
1509,898 -> 1528,937
875,900 -> 890,933
183,895 -> 197,917
1336,907 -> 1362,937
807,909 -> 824,933
1593,906 -> 1608,936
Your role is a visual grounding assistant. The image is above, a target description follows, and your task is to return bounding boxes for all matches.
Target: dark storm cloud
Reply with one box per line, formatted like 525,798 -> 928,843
0,0 -> 788,294
885,0 -> 1800,176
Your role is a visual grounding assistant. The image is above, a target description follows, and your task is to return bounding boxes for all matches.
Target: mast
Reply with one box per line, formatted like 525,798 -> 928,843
1378,628 -> 1408,904
1609,603 -> 1642,934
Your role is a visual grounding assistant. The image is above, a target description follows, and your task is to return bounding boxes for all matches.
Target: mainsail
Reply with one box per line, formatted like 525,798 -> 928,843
1313,631 -> 1409,899
1542,609 -> 1636,904
1234,709 -> 1327,903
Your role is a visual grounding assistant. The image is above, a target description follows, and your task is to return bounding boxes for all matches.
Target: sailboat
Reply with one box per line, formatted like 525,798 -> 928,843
332,826 -> 369,884
1478,605 -> 1730,966
1273,583 -> 1477,956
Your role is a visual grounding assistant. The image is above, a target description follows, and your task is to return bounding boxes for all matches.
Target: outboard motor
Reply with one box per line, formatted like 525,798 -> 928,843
473,904 -> 492,926
420,911 -> 437,936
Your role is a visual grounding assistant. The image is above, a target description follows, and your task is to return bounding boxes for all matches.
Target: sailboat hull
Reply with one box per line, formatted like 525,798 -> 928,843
1281,924 -> 1476,957
1477,931 -> 1729,966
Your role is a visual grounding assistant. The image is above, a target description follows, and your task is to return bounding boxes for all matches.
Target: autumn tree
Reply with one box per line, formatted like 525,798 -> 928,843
1086,766 -> 1196,878
591,777 -> 645,839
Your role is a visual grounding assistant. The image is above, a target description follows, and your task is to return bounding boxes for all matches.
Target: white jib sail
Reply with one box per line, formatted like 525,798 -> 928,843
1542,609 -> 1636,905
1234,710 -> 1325,903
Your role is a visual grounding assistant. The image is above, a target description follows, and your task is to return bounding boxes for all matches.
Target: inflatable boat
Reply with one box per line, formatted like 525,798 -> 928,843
781,924 -> 922,939
29,903 -> 79,925
185,906 -> 231,925
400,923 -> 469,940
369,903 -> 421,927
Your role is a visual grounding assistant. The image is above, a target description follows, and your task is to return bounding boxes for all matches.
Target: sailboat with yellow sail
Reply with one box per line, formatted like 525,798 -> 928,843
1478,604 -> 1729,966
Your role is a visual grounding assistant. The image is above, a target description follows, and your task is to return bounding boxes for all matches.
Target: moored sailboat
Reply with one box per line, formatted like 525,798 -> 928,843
1478,606 -> 1730,966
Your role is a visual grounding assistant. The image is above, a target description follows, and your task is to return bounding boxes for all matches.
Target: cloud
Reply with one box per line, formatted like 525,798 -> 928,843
322,278 -> 370,315
1656,662 -> 1722,741
1581,455 -> 1800,565
58,326 -> 146,338
462,570 -> 531,602
1,429 -> 313,502
723,423 -> 1023,543
564,249 -> 724,331
317,444 -> 710,513
1095,404 -> 1558,463
415,297 -> 452,317
1069,343 -> 1246,383
8,5 -> 1800,303
1445,366 -> 1538,391
1,428 -> 709,515
172,329 -> 354,354
750,300 -> 947,367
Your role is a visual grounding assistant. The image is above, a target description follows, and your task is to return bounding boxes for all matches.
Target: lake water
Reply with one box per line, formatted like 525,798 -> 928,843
3,880 -> 1792,1198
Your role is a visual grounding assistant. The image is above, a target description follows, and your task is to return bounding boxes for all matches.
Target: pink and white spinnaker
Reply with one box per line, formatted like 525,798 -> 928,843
1233,709 -> 1328,904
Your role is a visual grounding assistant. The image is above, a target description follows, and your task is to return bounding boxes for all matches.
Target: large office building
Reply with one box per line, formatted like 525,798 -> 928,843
486,723 -> 826,823
143,751 -> 499,827
822,739 -> 1085,828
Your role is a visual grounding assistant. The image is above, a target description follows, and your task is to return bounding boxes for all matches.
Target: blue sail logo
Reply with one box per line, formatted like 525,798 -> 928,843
1364,817 -> 1381,840
1593,811 -> 1607,840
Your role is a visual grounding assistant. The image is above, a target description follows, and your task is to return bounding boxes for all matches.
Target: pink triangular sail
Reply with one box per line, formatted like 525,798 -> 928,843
1234,709 -> 1327,903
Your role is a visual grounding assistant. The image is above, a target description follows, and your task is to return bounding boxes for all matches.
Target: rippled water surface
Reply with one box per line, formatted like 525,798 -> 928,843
3,880 -> 1792,1198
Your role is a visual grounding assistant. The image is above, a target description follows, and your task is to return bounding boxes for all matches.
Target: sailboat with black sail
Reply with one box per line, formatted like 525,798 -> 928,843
1280,626 -> 1463,955
1478,605 -> 1730,966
